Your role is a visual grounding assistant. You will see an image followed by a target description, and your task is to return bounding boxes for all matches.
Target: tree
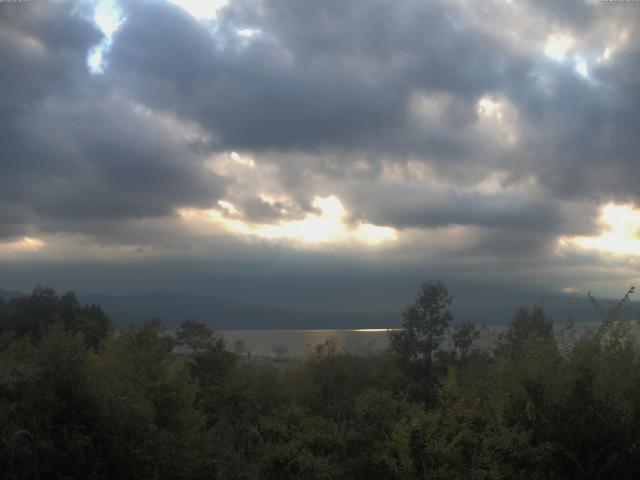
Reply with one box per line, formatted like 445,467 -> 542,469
588,286 -> 635,324
175,319 -> 237,422
389,281 -> 453,403
496,305 -> 553,358
452,320 -> 481,360
176,318 -> 216,353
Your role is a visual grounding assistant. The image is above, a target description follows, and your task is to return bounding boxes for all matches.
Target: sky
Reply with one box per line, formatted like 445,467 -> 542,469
1,0 -> 640,321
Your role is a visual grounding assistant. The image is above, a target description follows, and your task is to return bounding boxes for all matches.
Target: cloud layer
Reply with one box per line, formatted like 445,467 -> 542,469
2,0 -> 640,304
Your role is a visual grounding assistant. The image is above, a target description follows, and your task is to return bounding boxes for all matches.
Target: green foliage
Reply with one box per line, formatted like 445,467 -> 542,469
495,305 -> 553,358
588,285 -> 635,323
0,287 -> 111,349
1,325 -> 104,478
3,284 -> 640,479
389,281 -> 453,403
92,321 -> 204,479
452,320 -> 481,359
176,318 -> 217,352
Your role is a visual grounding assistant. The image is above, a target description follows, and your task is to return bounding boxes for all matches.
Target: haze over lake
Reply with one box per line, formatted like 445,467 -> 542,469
218,321 -> 639,357
220,329 -> 394,357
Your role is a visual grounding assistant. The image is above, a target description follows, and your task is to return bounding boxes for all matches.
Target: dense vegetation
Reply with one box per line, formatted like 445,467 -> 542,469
1,282 -> 640,479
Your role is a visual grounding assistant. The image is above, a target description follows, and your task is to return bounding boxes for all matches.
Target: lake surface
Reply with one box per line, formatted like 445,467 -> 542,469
219,328 -> 396,357
219,321 -> 639,358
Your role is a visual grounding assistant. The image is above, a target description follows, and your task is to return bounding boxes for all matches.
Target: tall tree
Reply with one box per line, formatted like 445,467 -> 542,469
389,280 -> 453,403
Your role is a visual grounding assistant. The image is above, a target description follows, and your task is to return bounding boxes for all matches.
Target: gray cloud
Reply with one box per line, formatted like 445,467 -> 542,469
235,196 -> 301,222
349,187 -> 564,232
108,0 -> 508,155
0,1 -> 100,105
1,0 -> 639,306
0,0 -> 227,241
103,0 -> 640,211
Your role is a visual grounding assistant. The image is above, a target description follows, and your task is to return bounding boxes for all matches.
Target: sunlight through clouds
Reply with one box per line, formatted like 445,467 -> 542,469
574,57 -> 589,79
5,0 -> 640,301
166,0 -> 228,20
0,237 -> 45,258
597,46 -> 613,63
475,96 -> 520,146
237,28 -> 260,38
544,33 -> 575,61
559,203 -> 640,257
230,151 -> 255,167
87,0 -> 125,73
14,237 -> 44,251
476,98 -> 501,117
179,195 -> 397,247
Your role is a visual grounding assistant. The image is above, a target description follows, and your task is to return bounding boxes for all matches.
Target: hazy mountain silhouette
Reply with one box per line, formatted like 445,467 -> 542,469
1,287 -> 636,329
0,289 -> 27,301
77,291 -> 399,329
78,289 -> 638,329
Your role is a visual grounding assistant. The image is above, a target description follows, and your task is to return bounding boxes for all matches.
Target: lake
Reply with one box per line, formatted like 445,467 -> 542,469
219,321 -> 639,358
219,328 -> 396,357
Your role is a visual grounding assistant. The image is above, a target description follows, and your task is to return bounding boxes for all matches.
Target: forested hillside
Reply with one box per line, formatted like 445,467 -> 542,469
1,283 -> 640,479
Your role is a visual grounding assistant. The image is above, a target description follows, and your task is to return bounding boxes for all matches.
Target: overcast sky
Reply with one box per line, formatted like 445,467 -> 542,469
1,0 -> 640,315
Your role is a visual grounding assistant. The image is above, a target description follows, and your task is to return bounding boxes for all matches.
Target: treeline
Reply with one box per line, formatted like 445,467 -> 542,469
1,282 -> 640,479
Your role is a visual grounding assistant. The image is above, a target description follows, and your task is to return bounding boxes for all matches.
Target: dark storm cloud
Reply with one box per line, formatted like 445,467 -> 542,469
108,0 -> 508,154
17,98 -> 226,219
0,0 -> 227,240
104,0 -> 640,215
1,0 -> 640,304
489,2 -> 640,206
531,0 -> 597,28
236,197 -> 298,223
0,1 -> 100,105
0,203 -> 33,240
503,52 -> 640,204
350,187 -> 564,233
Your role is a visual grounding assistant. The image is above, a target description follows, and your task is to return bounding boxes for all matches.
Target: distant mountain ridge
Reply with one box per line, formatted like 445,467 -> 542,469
0,289 -> 27,301
2,287 -> 638,329
77,291 -> 398,329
